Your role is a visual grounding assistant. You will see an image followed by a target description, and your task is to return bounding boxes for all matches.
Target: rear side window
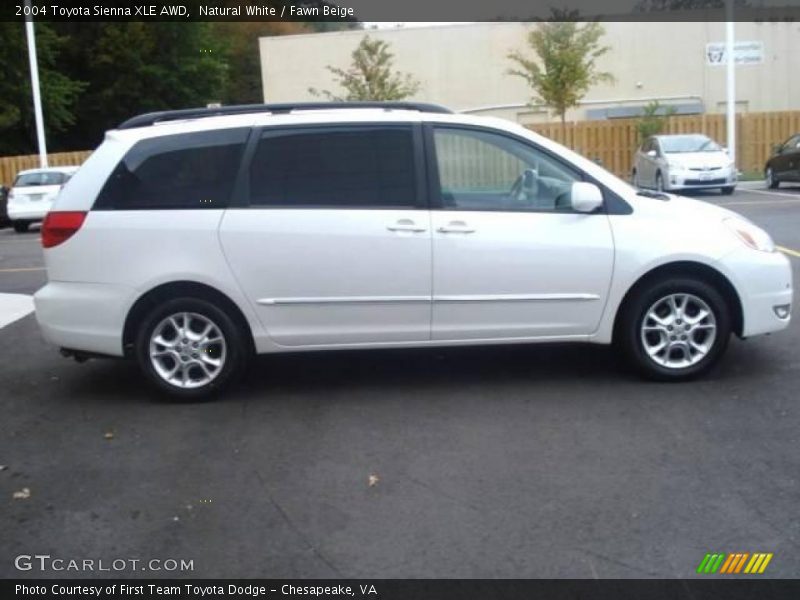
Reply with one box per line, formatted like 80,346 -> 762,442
248,126 -> 417,208
95,128 -> 248,210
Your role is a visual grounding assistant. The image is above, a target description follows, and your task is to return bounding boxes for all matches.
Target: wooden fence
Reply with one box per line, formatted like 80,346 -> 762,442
0,151 -> 91,187
1,110 -> 798,186
528,110 -> 800,179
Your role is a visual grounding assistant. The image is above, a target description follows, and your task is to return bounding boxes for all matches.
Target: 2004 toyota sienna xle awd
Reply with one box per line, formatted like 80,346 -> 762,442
34,102 -> 793,399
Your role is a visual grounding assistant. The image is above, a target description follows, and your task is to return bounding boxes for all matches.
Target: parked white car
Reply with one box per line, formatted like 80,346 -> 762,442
632,134 -> 737,195
33,103 -> 792,399
7,166 -> 80,232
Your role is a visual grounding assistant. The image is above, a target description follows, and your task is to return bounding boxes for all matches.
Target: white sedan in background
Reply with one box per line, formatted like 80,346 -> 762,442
632,134 -> 737,195
7,166 -> 80,232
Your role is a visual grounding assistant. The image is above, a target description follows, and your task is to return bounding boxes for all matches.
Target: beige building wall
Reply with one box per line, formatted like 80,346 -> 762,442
259,21 -> 800,124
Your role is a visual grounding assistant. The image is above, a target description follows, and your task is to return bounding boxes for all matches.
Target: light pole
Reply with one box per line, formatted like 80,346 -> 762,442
725,0 -> 736,167
24,0 -> 48,167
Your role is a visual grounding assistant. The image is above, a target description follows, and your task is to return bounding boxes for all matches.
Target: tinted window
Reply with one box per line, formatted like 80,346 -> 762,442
433,127 -> 582,212
249,126 -> 417,208
14,171 -> 71,187
783,135 -> 800,151
95,128 -> 248,210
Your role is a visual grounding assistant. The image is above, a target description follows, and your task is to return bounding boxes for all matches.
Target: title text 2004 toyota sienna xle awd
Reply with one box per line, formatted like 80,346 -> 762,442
33,103 -> 793,399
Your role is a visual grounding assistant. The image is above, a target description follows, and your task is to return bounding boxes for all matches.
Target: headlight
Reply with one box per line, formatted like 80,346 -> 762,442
724,217 -> 775,253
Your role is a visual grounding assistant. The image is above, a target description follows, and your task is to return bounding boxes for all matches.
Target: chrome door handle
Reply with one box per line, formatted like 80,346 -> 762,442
437,224 -> 475,234
387,219 -> 426,233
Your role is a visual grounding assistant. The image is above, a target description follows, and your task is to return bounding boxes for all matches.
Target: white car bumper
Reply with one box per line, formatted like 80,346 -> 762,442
34,281 -> 135,357
7,203 -> 51,221
719,247 -> 793,337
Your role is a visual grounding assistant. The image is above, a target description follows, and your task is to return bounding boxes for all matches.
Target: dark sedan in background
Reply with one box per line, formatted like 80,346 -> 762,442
0,185 -> 10,228
766,134 -> 800,188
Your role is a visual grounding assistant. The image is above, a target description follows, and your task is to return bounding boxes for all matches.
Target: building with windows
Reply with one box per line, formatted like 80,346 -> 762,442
259,21 -> 799,124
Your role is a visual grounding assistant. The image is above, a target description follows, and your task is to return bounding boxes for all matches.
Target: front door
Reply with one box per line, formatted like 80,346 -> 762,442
220,124 -> 432,347
427,125 -> 615,341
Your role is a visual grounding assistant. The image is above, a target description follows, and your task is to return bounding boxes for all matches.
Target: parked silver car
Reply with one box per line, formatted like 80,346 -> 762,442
632,134 -> 737,195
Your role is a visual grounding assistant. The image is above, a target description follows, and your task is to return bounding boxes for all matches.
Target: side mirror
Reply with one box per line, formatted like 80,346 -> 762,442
722,146 -> 728,153
772,144 -> 782,154
571,182 -> 603,213
646,149 -> 657,158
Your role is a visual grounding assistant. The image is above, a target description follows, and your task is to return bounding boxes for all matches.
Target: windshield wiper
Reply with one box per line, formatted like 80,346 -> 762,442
637,190 -> 670,200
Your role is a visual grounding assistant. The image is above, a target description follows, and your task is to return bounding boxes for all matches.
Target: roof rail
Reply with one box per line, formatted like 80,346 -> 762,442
117,102 -> 453,130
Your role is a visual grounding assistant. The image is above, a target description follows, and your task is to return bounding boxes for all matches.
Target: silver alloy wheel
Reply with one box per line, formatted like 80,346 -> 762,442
640,293 -> 717,369
149,312 -> 227,388
656,173 -> 665,192
766,168 -> 773,188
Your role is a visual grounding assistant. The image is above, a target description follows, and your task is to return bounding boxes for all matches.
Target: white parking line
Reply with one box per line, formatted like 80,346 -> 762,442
739,188 -> 800,200
0,293 -> 34,329
720,198 -> 800,207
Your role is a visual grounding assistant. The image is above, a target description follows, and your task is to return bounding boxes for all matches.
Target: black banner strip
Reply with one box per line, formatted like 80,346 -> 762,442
2,0 -> 800,23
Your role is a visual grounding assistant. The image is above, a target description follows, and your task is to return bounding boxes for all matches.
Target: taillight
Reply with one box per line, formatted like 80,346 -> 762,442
41,211 -> 87,248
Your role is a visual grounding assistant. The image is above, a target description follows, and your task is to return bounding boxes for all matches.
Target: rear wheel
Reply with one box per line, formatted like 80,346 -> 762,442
766,167 -> 779,189
617,277 -> 731,381
13,221 -> 29,233
134,297 -> 248,400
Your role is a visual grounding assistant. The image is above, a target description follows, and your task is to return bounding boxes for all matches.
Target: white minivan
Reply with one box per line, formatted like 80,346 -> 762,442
34,103 -> 792,399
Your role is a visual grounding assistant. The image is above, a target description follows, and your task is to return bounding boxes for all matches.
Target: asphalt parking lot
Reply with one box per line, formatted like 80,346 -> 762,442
1,183 -> 799,579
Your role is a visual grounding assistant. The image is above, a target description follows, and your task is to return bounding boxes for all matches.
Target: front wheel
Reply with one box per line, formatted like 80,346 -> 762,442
721,186 -> 735,195
655,172 -> 666,193
617,278 -> 731,381
766,168 -> 779,189
135,297 -> 248,400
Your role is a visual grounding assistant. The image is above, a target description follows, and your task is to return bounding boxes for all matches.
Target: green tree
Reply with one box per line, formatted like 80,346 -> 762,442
636,100 -> 677,142
48,23 -> 229,150
309,35 -> 421,101
0,22 -> 85,155
508,21 -> 614,133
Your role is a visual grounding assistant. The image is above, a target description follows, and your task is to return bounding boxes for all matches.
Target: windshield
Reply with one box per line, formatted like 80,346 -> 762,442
659,135 -> 721,153
14,171 -> 70,187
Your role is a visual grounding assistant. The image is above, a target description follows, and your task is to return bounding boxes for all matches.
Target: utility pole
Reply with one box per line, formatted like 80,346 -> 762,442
24,0 -> 48,167
725,0 -> 736,167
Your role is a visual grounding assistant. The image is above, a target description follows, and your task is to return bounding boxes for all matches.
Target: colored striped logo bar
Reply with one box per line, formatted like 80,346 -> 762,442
696,552 -> 773,574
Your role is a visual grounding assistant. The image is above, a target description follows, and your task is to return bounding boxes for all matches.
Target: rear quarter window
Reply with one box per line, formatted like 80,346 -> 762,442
94,128 -> 248,210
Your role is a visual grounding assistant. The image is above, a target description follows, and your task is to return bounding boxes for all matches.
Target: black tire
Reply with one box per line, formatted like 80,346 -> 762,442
617,277 -> 731,381
13,221 -> 29,233
721,186 -> 735,195
655,172 -> 665,193
134,297 -> 249,401
766,167 -> 779,189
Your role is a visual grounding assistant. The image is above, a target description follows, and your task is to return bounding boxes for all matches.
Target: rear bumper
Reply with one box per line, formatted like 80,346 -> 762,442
719,247 -> 793,337
7,204 -> 49,221
33,281 -> 135,357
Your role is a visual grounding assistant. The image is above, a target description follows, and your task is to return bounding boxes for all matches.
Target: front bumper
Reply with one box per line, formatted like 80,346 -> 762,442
718,247 -> 793,337
666,167 -> 737,191
34,281 -> 135,357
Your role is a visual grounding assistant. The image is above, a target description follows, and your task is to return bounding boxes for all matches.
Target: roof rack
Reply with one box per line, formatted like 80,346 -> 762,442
117,102 -> 453,130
